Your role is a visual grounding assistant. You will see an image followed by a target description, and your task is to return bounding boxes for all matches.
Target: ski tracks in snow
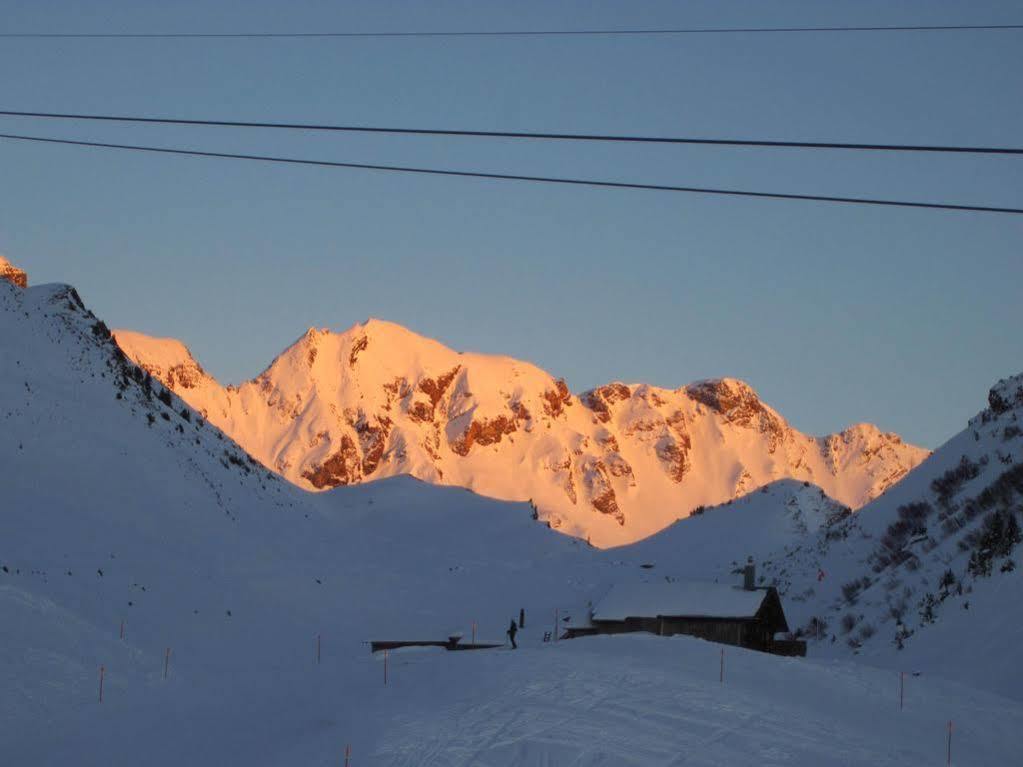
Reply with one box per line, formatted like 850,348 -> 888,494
366,639 -> 1013,766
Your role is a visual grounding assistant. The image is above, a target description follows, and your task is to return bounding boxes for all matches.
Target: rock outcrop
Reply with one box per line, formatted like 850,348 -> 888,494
0,256 -> 27,288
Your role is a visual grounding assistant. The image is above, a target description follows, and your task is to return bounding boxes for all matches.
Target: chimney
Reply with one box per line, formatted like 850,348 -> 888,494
743,556 -> 756,591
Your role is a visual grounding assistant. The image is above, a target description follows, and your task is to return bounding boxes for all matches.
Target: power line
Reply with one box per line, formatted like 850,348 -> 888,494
1,132 -> 1019,215
2,110 -> 1020,156
0,24 -> 1021,39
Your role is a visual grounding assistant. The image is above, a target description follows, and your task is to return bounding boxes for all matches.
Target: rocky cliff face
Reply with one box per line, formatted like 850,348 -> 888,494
114,320 -> 929,546
0,256 -> 28,288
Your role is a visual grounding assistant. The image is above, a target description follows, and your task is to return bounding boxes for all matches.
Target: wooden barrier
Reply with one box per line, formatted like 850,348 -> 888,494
369,637 -> 501,654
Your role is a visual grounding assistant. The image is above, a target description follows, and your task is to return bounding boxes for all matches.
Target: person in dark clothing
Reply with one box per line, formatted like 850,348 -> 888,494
507,619 -> 518,649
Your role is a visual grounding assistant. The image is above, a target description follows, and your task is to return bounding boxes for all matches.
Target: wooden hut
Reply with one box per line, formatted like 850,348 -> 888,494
566,580 -> 805,656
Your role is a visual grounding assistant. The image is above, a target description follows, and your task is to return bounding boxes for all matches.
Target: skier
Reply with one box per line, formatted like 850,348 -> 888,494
507,619 -> 518,649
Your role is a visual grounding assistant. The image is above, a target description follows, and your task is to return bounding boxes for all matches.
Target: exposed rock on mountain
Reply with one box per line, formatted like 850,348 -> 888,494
0,255 -> 28,288
114,320 -> 928,546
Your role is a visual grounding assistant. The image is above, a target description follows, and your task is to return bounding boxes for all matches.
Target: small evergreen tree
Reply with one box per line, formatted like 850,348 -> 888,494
968,548 -> 992,578
919,593 -> 938,624
1005,513 -> 1022,553
938,569 -> 956,599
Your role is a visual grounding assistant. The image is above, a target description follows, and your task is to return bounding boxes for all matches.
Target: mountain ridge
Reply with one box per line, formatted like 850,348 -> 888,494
113,319 -> 928,546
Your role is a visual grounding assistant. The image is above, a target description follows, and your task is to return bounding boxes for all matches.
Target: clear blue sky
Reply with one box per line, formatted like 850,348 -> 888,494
1,1 -> 1020,448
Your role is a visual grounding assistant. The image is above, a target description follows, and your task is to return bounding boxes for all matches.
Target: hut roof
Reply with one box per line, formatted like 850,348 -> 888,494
592,581 -> 772,622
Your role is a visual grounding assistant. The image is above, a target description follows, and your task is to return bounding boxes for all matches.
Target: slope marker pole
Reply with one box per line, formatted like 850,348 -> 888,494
383,649 -> 388,686
98,665 -> 105,703
720,649 -> 724,684
163,647 -> 171,679
119,620 -> 125,640
899,671 -> 904,710
344,744 -> 351,767
317,634 -> 321,665
947,720 -> 952,766
472,621 -> 476,645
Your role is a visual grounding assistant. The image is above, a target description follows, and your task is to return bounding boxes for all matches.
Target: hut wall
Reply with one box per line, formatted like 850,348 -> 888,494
593,617 -> 776,651
590,615 -> 793,655
659,618 -> 749,647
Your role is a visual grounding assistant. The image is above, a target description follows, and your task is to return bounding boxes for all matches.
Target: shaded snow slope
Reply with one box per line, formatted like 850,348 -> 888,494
613,479 -> 852,579
0,279 -> 606,645
114,322 -> 927,546
744,373 -> 1023,699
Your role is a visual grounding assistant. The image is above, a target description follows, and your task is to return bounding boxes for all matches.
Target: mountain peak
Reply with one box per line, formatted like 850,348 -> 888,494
684,377 -> 787,443
987,373 -> 1023,416
112,330 -> 212,391
685,377 -> 763,408
0,255 -> 28,288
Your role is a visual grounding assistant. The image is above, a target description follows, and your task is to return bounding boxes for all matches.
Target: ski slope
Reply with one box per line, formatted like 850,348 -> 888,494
5,610 -> 1019,767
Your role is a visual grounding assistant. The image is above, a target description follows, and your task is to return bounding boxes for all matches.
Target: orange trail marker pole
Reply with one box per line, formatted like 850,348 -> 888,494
98,665 -> 105,703
164,647 -> 171,679
344,744 -> 351,767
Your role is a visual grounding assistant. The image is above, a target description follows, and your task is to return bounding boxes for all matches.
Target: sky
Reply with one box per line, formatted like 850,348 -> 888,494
0,0 -> 1020,449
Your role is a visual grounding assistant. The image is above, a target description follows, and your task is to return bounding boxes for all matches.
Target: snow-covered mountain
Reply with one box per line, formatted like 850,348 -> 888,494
114,321 -> 927,546
703,372 -> 1023,699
